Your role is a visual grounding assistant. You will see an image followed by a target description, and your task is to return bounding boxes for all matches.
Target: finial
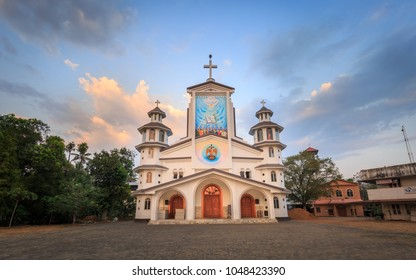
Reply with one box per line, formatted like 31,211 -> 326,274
155,100 -> 160,107
204,54 -> 218,82
261,100 -> 266,107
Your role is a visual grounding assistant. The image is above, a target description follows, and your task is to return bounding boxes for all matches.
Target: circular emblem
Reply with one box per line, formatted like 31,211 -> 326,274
202,144 -> 221,163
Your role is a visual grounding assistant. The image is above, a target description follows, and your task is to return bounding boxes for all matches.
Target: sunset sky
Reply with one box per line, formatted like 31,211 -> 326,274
1,0 -> 415,178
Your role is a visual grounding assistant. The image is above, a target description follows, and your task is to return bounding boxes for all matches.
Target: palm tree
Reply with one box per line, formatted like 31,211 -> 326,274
65,141 -> 76,162
72,142 -> 92,169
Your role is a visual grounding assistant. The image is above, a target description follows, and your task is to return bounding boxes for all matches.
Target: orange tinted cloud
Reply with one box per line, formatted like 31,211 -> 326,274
74,73 -> 187,152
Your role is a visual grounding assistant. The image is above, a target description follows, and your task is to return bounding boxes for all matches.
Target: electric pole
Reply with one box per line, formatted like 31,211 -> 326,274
402,125 -> 415,164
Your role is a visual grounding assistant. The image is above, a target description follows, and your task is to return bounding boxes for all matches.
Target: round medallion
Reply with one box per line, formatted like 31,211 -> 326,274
202,144 -> 221,163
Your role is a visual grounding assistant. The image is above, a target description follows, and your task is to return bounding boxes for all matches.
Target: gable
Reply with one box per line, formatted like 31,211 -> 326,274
187,81 -> 235,93
231,138 -> 263,158
160,138 -> 192,159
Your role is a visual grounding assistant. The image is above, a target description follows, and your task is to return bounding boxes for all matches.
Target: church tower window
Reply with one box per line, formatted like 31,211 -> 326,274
159,131 -> 165,142
142,132 -> 146,142
148,148 -> 154,158
271,171 -> 277,182
269,147 -> 274,157
257,129 -> 263,141
146,172 -> 152,183
149,129 -> 155,141
267,128 -> 273,140
144,198 -> 151,210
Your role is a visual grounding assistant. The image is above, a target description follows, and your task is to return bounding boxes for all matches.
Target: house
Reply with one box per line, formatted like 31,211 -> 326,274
132,56 -> 290,223
358,163 -> 416,221
313,179 -> 364,217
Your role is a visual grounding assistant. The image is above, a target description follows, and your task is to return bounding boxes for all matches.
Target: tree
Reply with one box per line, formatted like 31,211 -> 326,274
0,114 -> 50,226
72,142 -> 92,169
284,150 -> 342,209
87,148 -> 134,220
65,141 -> 76,162
44,167 -> 97,224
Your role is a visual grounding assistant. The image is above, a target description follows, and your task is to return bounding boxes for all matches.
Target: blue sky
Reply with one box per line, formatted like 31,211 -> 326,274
1,0 -> 415,178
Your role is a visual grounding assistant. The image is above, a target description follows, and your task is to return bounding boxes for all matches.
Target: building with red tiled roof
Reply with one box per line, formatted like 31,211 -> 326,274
313,179 -> 364,217
305,147 -> 319,155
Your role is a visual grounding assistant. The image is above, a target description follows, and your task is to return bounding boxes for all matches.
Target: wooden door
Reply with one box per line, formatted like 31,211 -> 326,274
169,195 -> 183,219
337,206 -> 347,217
203,186 -> 221,218
241,195 -> 254,218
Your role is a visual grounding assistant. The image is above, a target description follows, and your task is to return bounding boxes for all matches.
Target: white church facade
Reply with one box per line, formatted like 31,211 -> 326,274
133,56 -> 289,223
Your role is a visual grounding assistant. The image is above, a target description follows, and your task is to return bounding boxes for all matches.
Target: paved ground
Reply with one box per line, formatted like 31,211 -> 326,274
1,218 -> 415,260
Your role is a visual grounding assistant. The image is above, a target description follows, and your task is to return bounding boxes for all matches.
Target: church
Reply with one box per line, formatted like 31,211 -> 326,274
133,56 -> 289,223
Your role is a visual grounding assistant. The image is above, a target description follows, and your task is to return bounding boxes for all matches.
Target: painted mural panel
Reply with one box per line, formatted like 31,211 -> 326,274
195,96 -> 228,138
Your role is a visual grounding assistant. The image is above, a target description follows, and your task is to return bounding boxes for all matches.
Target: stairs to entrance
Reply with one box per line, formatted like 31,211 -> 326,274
148,218 -> 278,225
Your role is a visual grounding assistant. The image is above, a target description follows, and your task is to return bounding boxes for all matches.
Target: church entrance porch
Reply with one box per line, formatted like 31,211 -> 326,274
169,195 -> 185,219
157,190 -> 186,220
241,194 -> 255,218
203,185 -> 222,218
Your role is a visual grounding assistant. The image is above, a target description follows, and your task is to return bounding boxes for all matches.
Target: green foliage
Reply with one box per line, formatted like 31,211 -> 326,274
1,114 -> 135,226
71,142 -> 92,169
284,150 -> 342,208
0,114 -> 49,226
88,148 -> 134,220
43,167 -> 97,224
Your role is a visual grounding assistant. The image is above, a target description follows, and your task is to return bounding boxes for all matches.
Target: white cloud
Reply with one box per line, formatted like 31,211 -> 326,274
320,82 -> 332,92
75,73 -> 187,152
64,59 -> 79,70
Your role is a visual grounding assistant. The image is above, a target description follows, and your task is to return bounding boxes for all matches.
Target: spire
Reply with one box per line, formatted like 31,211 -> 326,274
204,54 -> 218,82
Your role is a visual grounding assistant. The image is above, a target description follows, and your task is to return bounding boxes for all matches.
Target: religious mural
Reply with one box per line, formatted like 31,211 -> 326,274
195,95 -> 228,138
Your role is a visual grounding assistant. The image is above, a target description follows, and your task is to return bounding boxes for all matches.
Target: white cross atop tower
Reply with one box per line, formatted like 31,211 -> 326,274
204,54 -> 217,82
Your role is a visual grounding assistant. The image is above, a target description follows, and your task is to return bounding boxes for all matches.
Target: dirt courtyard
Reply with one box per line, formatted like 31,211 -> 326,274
1,218 -> 415,260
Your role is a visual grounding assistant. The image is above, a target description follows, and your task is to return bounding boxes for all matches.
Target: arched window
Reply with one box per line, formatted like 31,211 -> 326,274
269,147 -> 274,157
159,131 -> 165,142
142,131 -> 147,142
144,198 -> 151,210
173,169 -> 178,179
273,197 -> 279,209
149,129 -> 155,141
271,171 -> 277,182
267,128 -> 273,140
146,172 -> 152,183
179,169 -> 184,178
245,169 -> 251,179
257,129 -> 263,141
148,148 -> 154,158
347,189 -> 353,197
336,190 -> 342,197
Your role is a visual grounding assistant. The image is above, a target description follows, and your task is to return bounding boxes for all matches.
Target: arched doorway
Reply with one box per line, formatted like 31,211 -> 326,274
203,185 -> 222,218
241,194 -> 255,218
169,195 -> 184,219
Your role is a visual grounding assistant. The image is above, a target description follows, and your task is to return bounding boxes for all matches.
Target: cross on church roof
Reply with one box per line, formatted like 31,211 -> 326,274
155,100 -> 160,107
261,100 -> 266,107
204,54 -> 217,82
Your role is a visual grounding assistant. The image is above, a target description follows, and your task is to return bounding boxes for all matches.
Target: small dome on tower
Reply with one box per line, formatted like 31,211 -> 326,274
255,106 -> 273,118
147,100 -> 166,119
